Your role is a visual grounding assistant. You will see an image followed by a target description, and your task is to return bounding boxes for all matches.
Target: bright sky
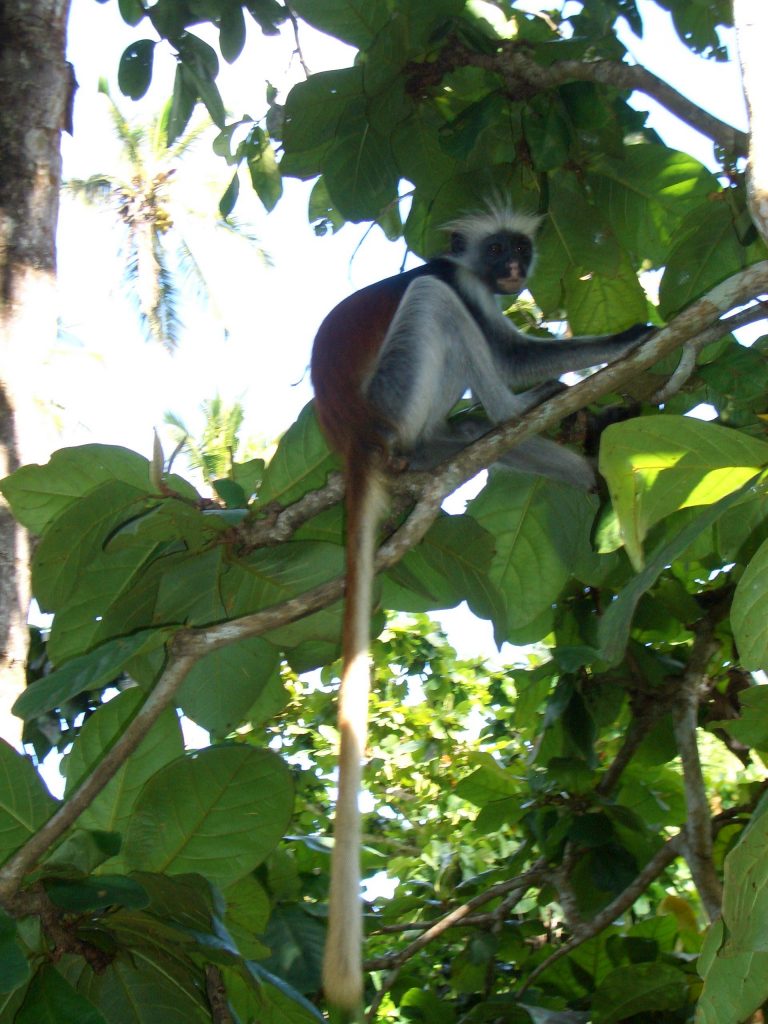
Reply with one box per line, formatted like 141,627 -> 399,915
52,0 -> 749,662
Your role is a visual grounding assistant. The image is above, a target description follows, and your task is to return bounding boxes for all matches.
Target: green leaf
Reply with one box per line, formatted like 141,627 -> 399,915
167,63 -> 197,145
222,874 -> 272,958
697,919 -> 768,1024
468,471 -> 596,641
64,689 -> 184,837
225,962 -> 324,1023
117,39 -> 155,100
122,745 -> 294,885
261,905 -> 325,994
324,106 -> 398,221
733,536 -> 768,670
177,638 -> 283,735
32,479 -> 152,610
45,875 -> 149,912
0,444 -> 150,534
222,542 -> 344,620
523,94 -> 571,172
599,417 -> 768,570
588,144 -> 720,265
289,0 -> 390,47
42,828 -> 122,876
711,686 -> 768,748
117,0 -> 145,25
695,800 -> 768,1022
259,403 -> 335,506
0,910 -> 30,994
247,127 -> 283,211
382,513 -> 504,624
16,966 -> 107,1024
13,629 -> 172,720
592,961 -> 688,1021
659,201 -> 749,318
219,3 -> 246,61
0,741 -> 57,863
65,946 -> 210,1022
597,474 -> 760,666
218,170 -> 240,218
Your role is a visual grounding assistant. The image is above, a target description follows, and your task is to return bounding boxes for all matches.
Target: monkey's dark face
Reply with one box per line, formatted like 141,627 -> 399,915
482,231 -> 534,294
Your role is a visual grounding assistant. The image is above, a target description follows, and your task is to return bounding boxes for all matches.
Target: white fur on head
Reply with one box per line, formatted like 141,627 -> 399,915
444,200 -> 542,248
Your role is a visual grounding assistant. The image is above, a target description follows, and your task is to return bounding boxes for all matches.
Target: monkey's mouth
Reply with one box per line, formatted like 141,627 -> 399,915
496,274 -> 525,293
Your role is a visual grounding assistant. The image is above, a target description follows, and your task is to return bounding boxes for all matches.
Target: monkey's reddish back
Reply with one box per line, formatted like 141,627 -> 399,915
310,271 -> 416,459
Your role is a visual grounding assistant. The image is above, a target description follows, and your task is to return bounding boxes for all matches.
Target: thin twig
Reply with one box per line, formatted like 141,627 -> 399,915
365,865 -> 545,1020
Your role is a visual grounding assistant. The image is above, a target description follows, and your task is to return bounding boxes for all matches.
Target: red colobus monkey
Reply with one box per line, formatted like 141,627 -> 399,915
310,206 -> 649,1010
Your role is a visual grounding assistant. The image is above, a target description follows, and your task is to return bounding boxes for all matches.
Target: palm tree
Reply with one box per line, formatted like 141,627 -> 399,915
64,80 -> 266,351
164,395 -> 250,488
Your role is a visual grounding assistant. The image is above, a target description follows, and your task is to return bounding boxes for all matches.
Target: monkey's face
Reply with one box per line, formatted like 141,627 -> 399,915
483,231 -> 534,294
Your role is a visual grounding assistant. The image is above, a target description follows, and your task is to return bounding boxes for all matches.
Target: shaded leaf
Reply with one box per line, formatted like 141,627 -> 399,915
122,746 -> 293,885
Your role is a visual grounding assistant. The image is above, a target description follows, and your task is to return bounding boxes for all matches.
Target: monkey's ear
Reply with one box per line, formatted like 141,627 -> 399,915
449,231 -> 467,254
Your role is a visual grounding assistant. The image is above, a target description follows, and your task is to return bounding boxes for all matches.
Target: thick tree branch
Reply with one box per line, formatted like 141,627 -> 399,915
411,41 -> 748,155
3,262 -> 767,901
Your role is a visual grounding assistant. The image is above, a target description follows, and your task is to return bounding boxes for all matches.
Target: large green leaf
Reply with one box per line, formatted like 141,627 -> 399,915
468,471 -> 597,641
597,474 -> 759,666
16,966 -> 107,1024
63,689 -> 184,837
0,909 -> 30,995
0,741 -> 56,865
659,201 -> 750,318
324,106 -> 399,221
122,746 -> 293,885
697,800 -> 768,1023
0,445 -> 151,534
221,541 -> 344,618
732,536 -> 768,670
591,962 -> 688,1022
258,403 -> 336,507
599,416 -> 768,569
289,0 -> 389,47
177,638 -> 284,735
281,69 -> 362,173
32,480 -> 153,610
13,629 -> 172,720
588,144 -> 720,264
382,513 -> 505,624
61,947 -> 210,1023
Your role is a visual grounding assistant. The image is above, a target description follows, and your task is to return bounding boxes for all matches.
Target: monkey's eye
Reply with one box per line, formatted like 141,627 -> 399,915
487,242 -> 503,258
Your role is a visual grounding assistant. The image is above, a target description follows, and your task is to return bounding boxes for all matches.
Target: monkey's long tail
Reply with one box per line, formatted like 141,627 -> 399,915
322,459 -> 387,1014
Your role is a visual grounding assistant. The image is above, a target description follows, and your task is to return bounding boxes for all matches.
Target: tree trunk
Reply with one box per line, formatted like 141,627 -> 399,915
0,0 -> 72,745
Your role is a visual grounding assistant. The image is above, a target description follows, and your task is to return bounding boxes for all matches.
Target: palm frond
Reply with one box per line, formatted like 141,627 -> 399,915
63,175 -> 118,204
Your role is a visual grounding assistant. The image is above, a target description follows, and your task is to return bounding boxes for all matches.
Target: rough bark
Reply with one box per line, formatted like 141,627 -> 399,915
0,0 -> 72,744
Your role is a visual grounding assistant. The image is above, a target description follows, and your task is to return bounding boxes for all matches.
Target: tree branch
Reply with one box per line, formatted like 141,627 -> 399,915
412,41 -> 748,155
364,864 -> 546,1020
672,620 -> 723,922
